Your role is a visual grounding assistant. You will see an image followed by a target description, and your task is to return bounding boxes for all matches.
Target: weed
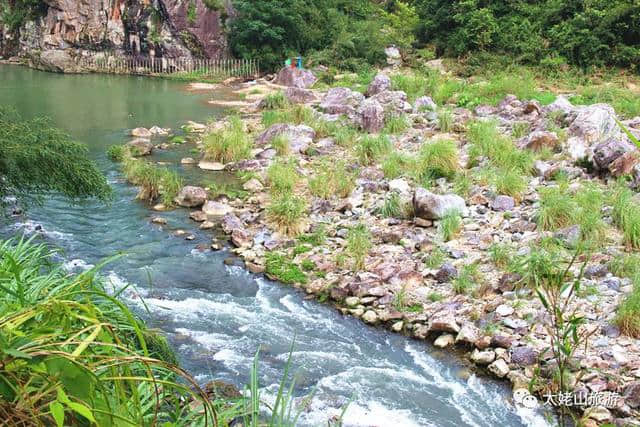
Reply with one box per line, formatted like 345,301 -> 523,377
297,225 -> 327,247
438,108 -> 454,132
494,168 -> 527,201
266,193 -> 308,237
416,139 -> 459,180
616,285 -> 640,338
107,145 -> 127,162
453,263 -> 480,294
378,192 -> 404,218
346,223 -> 372,271
203,116 -> 253,163
428,292 -> 444,302
537,183 -> 576,231
308,159 -> 356,199
439,209 -> 463,242
382,151 -> 410,179
356,134 -> 392,165
271,134 -> 291,156
392,286 -> 408,311
383,115 -> 410,134
489,243 -> 513,269
453,172 -> 472,197
267,159 -> 299,195
611,182 -> 640,249
260,91 -> 289,110
424,247 -> 447,269
512,122 -> 531,139
301,259 -> 316,272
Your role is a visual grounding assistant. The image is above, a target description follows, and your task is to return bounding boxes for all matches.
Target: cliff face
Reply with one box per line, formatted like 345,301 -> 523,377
0,0 -> 230,71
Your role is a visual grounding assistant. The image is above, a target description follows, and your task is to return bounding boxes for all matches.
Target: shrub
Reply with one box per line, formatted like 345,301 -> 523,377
611,182 -> 640,250
416,139 -> 459,180
266,193 -> 308,237
203,116 -> 253,163
424,247 -> 446,269
439,209 -> 462,242
453,263 -> 480,294
106,144 -> 127,162
347,223 -> 372,271
537,184 -> 576,231
616,286 -> 640,338
453,172 -> 472,197
298,225 -> 327,246
489,243 -> 513,269
494,168 -> 527,202
332,125 -> 359,148
382,151 -> 410,179
267,159 -> 299,195
271,134 -> 291,156
356,134 -> 392,165
122,158 -> 183,206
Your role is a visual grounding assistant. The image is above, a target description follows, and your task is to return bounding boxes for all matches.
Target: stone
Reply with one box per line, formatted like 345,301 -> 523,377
545,96 -> 574,115
385,46 -> 402,66
471,349 -> 496,365
518,131 -> 559,151
175,186 -> 207,208
511,346 -> 538,367
231,228 -> 252,248
428,310 -> 460,334
436,263 -> 457,283
190,210 -> 207,222
345,296 -> 360,307
610,150 -> 640,177
391,321 -> 404,332
413,188 -> 468,220
371,90 -> 412,115
456,323 -> 480,345
569,104 -> 621,145
199,221 -> 215,230
491,195 -> 515,212
283,87 -> 316,104
203,201 -> 233,217
495,304 -> 514,317
434,333 -> 455,348
583,407 -> 611,423
149,126 -> 169,136
623,381 -> 640,408
490,335 -> 514,349
366,73 -> 391,96
554,224 -> 581,248
495,273 -> 521,293
362,310 -> 378,324
198,161 -> 225,171
414,96 -> 437,113
181,157 -> 197,165
131,127 -> 152,138
274,67 -> 317,89
593,138 -> 637,171
127,139 -> 153,156
320,87 -> 365,115
488,359 -> 510,378
243,178 -> 264,192
221,213 -> 243,234
151,217 -> 167,225
256,123 -> 316,151
37,49 -> 81,73
388,179 -> 411,194
359,99 -> 385,133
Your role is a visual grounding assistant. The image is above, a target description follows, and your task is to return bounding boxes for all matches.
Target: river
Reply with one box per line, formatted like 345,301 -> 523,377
0,64 -> 549,426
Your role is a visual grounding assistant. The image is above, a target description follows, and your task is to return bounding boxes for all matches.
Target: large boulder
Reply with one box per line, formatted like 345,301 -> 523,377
358,99 -> 385,133
414,96 -> 437,113
544,95 -> 575,116
413,188 -> 468,220
175,186 -> 207,208
366,73 -> 391,97
428,310 -> 460,334
203,201 -> 233,218
385,46 -> 402,67
517,131 -> 559,151
320,87 -> 365,115
593,137 -> 638,174
370,90 -> 412,115
284,87 -> 316,104
569,104 -> 621,145
274,67 -> 317,89
127,139 -> 153,156
36,49 -> 81,73
256,123 -> 315,153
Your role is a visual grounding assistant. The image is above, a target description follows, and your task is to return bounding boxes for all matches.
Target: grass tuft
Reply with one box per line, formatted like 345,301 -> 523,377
203,116 -> 253,163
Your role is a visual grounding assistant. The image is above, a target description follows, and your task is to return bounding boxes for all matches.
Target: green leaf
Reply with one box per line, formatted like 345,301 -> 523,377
535,289 -> 549,310
49,401 -> 65,427
67,401 -> 96,423
4,348 -> 32,359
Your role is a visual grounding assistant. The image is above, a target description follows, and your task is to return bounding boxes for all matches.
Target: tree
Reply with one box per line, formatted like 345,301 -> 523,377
0,107 -> 111,206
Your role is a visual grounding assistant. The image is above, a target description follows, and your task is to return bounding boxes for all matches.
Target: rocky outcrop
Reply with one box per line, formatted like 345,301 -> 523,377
275,67 -> 317,89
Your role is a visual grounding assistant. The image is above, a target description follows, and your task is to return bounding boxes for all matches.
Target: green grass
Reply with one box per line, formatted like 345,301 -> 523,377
415,139 -> 459,180
122,158 -> 183,206
347,223 -> 372,271
428,292 -> 444,302
267,159 -> 299,195
616,285 -> 640,338
0,237 -> 223,426
378,192 -> 404,218
356,134 -> 392,165
297,225 -> 327,246
260,91 -> 289,110
205,180 -> 248,200
467,120 -> 533,174
571,85 -> 640,119
383,115 -> 410,134
489,243 -> 513,269
611,182 -> 640,250
439,209 -> 463,242
382,151 -> 411,179
453,172 -> 472,197
537,185 -> 576,231
453,263 -> 480,295
107,144 -> 127,162
424,247 -> 447,269
609,253 -> 640,279
332,125 -> 359,148
266,193 -> 308,237
308,159 -> 356,199
511,122 -> 531,139
271,134 -> 291,156
438,108 -> 454,132
203,116 -> 253,163
265,252 -> 307,284
494,168 -> 527,202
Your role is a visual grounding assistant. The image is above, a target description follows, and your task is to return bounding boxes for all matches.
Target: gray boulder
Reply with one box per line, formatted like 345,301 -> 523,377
359,99 -> 385,133
320,87 -> 365,115
569,103 -> 621,145
127,139 -> 153,156
256,124 -> 315,153
385,46 -> 402,66
593,137 -> 637,171
175,186 -> 207,208
366,73 -> 391,97
414,96 -> 437,113
413,188 -> 468,220
274,67 -> 317,89
517,131 -> 559,151
284,87 -> 316,104
491,195 -> 515,212
371,90 -> 412,115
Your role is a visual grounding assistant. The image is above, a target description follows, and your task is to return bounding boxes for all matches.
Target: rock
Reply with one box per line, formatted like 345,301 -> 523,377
37,49 -> 82,73
185,121 -> 207,133
151,216 -> 167,225
181,157 -> 197,165
413,188 -> 468,220
388,178 -> 411,194
385,46 -> 402,66
175,186 -> 207,208
569,104 -> 621,145
471,349 -> 496,365
545,96 -> 574,115
428,310 -> 460,334
190,210 -> 208,222
127,138 -> 153,156
518,131 -> 559,151
391,321 -> 404,332
203,201 -> 233,218
511,346 -> 538,367
221,213 -> 243,234
495,273 -> 520,293
149,126 -> 169,136
610,150 -> 640,177
534,160 -> 552,178
490,335 -> 513,349
491,195 -> 515,211
370,90 -> 412,115
243,178 -> 264,192
593,138 -> 637,172
274,67 -> 317,89
359,99 -> 385,133
204,380 -> 242,400
623,381 -> 640,408
367,73 -> 391,96
585,264 -> 608,279
414,96 -> 437,113
362,310 -> 378,324
283,87 -> 316,104
584,407 -> 611,423
434,333 -> 455,348
495,304 -> 514,317
436,263 -> 457,283
131,127 -> 152,138
200,221 -> 215,230
456,323 -> 480,345
554,224 -> 581,248
320,87 -> 365,115
345,296 -> 360,307
198,161 -> 226,171
231,228 -> 252,248
488,359 -> 510,378
256,124 -> 315,152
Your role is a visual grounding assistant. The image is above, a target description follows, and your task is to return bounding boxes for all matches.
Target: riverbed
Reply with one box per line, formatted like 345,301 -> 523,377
0,64 -> 549,426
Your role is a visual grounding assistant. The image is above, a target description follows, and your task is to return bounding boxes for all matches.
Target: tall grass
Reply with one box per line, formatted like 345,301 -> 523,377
610,182 -> 640,249
203,116 -> 253,164
122,157 -> 183,206
346,224 -> 372,271
266,193 -> 309,237
415,139 -> 459,180
356,135 -> 392,165
308,158 -> 355,199
267,159 -> 300,196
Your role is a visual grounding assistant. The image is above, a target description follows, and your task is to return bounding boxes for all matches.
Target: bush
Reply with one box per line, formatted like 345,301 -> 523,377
616,286 -> 640,338
260,92 -> 288,110
383,115 -> 410,134
265,252 -> 307,284
122,158 -> 183,206
308,159 -> 355,199
203,116 -> 253,163
377,192 -> 404,218
382,151 -> 411,180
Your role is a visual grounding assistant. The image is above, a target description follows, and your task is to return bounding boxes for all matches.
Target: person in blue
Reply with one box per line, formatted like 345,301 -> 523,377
296,56 -> 303,69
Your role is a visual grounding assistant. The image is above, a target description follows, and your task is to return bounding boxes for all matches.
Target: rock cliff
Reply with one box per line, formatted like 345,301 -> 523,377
0,0 -> 230,71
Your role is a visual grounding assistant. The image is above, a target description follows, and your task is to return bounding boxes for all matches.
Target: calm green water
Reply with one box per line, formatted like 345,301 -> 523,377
0,64 -> 549,427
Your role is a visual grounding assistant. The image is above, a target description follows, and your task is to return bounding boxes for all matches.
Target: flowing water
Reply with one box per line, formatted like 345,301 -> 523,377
0,64 -> 549,426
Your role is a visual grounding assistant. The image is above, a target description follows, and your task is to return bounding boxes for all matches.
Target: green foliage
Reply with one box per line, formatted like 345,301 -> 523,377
424,247 -> 446,269
206,181 -> 248,200
453,263 -> 480,295
203,116 -> 253,163
494,168 -> 527,202
439,209 -> 462,242
271,135 -> 291,156
382,151 -> 410,179
377,192 -> 404,218
106,145 -> 127,162
297,225 -> 327,247
266,193 -> 308,237
0,237 -> 221,426
610,181 -> 640,249
267,159 -> 299,195
0,107 -> 111,204
346,223 -> 372,271
308,158 -> 355,199
265,252 -> 307,284
383,115 -> 410,134
261,92 -> 289,110
356,134 -> 392,165
416,139 -> 459,180
489,243 -> 513,269
437,109 -> 454,132
122,158 -> 183,206
616,285 -> 640,338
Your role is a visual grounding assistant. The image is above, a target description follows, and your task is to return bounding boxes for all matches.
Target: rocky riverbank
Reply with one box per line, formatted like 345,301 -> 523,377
124,67 -> 640,426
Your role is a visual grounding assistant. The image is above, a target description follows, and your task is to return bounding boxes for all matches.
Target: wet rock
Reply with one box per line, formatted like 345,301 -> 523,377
149,126 -> 169,136
511,346 -> 538,367
198,161 -> 225,171
274,67 -> 317,89
190,210 -> 208,222
413,188 -> 468,220
203,201 -> 233,218
471,349 -> 496,365
428,310 -> 460,334
175,186 -> 207,208
204,380 -> 242,400
359,99 -> 385,133
127,138 -> 153,156
491,195 -> 515,212
488,359 -> 509,378
414,96 -> 437,113
436,263 -> 457,283
231,228 -> 252,248
435,333 -> 455,348
391,321 -> 404,332
200,221 -> 215,230
283,87 -> 316,104
362,310 -> 379,324
366,73 -> 391,97
181,157 -> 197,165
151,217 -> 167,225
518,131 -> 559,151
320,87 -> 364,115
